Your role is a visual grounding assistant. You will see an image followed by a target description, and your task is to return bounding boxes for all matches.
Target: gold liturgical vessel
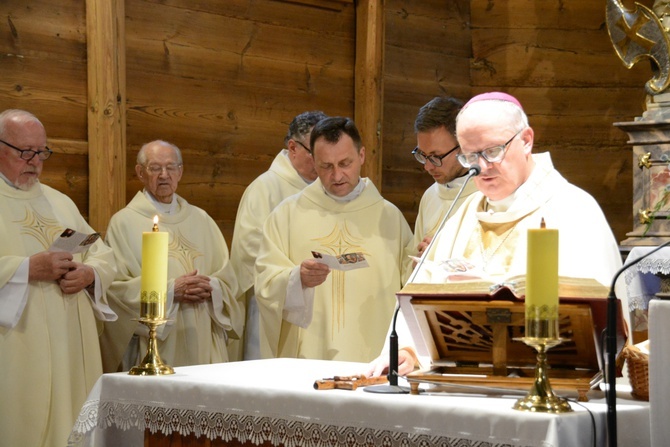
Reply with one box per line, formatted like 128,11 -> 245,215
129,217 -> 174,376
513,305 -> 572,413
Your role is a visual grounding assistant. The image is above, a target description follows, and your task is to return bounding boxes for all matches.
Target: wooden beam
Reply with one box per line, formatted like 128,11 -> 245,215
86,0 -> 126,235
355,0 -> 384,189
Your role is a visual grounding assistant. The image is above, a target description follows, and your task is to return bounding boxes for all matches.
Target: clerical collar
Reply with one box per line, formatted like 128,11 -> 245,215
143,189 -> 178,214
282,150 -> 314,185
323,177 -> 365,202
485,192 -> 516,213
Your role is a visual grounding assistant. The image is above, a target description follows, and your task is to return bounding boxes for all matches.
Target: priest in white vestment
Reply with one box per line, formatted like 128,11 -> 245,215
368,92 -> 622,377
255,117 -> 414,362
0,109 -> 117,447
102,140 -> 242,372
230,111 -> 327,360
410,96 -> 478,256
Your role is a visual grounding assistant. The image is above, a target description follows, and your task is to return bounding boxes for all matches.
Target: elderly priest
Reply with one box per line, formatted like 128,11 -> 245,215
0,109 -> 117,447
102,140 -> 242,372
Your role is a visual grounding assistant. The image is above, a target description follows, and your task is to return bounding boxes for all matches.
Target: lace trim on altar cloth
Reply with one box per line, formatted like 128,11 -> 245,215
631,258 -> 670,276
67,400 -> 533,447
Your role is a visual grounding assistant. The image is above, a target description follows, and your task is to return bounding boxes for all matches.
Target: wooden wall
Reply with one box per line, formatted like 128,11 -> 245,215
0,0 -> 656,245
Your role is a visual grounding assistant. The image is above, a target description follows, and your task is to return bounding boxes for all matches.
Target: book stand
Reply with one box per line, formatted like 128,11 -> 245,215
398,284 -> 626,401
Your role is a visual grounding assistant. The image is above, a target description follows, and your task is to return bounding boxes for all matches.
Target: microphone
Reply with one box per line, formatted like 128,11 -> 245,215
365,165 -> 480,394
605,240 -> 670,447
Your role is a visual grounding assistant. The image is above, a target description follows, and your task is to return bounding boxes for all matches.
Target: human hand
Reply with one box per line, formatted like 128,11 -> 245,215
29,251 -> 76,282
417,235 -> 432,257
299,259 -> 330,288
365,349 -> 417,378
174,270 -> 213,303
58,262 -> 95,294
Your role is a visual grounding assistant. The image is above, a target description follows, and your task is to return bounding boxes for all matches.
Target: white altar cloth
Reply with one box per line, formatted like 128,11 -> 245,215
618,246 -> 670,335
68,358 -> 650,447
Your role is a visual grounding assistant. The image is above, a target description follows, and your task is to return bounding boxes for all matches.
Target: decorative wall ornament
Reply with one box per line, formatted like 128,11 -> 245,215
606,0 -> 670,94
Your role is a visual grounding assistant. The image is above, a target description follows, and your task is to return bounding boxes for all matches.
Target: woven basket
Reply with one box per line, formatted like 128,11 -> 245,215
623,344 -> 649,401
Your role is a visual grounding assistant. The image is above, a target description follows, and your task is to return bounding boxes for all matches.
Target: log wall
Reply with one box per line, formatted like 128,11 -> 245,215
0,0 -> 657,245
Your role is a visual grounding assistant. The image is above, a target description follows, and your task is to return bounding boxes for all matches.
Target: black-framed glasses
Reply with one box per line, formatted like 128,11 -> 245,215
293,139 -> 312,154
144,163 -> 182,175
412,145 -> 459,167
0,139 -> 52,161
456,129 -> 523,168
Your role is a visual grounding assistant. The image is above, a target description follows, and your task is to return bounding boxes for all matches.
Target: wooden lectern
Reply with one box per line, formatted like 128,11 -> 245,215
397,283 -> 628,401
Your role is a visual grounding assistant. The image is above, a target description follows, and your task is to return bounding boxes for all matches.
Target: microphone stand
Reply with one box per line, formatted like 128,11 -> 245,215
365,165 -> 481,394
605,240 -> 670,447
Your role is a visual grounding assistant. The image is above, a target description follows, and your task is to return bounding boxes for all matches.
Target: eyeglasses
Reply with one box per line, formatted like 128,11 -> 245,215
144,163 -> 182,175
293,139 -> 312,154
456,129 -> 523,168
0,139 -> 52,161
412,145 -> 459,167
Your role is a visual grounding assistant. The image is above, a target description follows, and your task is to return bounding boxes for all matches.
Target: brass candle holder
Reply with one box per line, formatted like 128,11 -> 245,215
128,294 -> 174,376
513,304 -> 572,413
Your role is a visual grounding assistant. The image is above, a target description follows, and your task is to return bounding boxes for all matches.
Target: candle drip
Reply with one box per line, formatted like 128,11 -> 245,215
478,222 -> 519,270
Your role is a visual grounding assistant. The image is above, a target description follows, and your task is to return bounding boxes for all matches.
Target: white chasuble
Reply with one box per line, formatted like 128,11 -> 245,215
0,180 -> 116,447
102,191 -> 241,372
255,178 -> 413,362
412,154 -> 621,287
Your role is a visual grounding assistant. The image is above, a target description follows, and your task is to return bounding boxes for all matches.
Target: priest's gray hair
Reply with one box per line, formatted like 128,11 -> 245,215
284,111 -> 328,146
137,140 -> 183,165
0,109 -> 42,139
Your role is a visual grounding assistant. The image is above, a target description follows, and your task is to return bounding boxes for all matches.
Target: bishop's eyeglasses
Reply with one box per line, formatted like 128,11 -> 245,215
0,139 -> 53,161
456,129 -> 523,168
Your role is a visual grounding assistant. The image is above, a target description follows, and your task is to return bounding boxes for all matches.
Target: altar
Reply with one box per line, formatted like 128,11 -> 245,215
68,358 -> 650,447
617,246 -> 670,342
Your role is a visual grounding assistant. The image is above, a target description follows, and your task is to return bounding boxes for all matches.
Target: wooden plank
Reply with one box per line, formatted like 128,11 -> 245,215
385,0 -> 471,56
355,0 -> 384,189
471,0 -> 654,29
471,29 -> 651,88
86,0 -> 126,235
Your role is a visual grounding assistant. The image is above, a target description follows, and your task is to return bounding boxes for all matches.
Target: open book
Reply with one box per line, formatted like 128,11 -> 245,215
402,274 -> 609,300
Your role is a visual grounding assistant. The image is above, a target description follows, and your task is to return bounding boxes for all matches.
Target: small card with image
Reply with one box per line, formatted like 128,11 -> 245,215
49,228 -> 101,254
311,251 -> 369,271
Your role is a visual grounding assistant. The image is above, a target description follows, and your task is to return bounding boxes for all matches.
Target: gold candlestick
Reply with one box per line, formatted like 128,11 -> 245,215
128,317 -> 174,376
513,307 -> 572,413
129,216 -> 174,376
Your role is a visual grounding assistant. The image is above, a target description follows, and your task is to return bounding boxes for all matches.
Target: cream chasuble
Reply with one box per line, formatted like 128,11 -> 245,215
231,149 -> 309,296
102,191 -> 242,372
230,150 -> 309,360
0,180 -> 116,447
412,154 -> 621,286
255,178 -> 413,362
411,179 -> 478,254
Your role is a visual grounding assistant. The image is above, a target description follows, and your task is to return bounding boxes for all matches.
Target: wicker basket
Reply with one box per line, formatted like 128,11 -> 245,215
623,344 -> 649,401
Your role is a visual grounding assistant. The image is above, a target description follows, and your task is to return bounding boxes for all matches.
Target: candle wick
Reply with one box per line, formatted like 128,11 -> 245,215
540,217 -> 546,229
152,223 -> 159,232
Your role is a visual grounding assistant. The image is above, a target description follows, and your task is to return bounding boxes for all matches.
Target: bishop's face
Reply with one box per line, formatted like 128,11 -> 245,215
313,133 -> 365,197
0,119 -> 47,190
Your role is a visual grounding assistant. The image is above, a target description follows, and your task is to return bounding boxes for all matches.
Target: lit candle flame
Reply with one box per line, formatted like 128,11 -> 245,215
152,215 -> 159,232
